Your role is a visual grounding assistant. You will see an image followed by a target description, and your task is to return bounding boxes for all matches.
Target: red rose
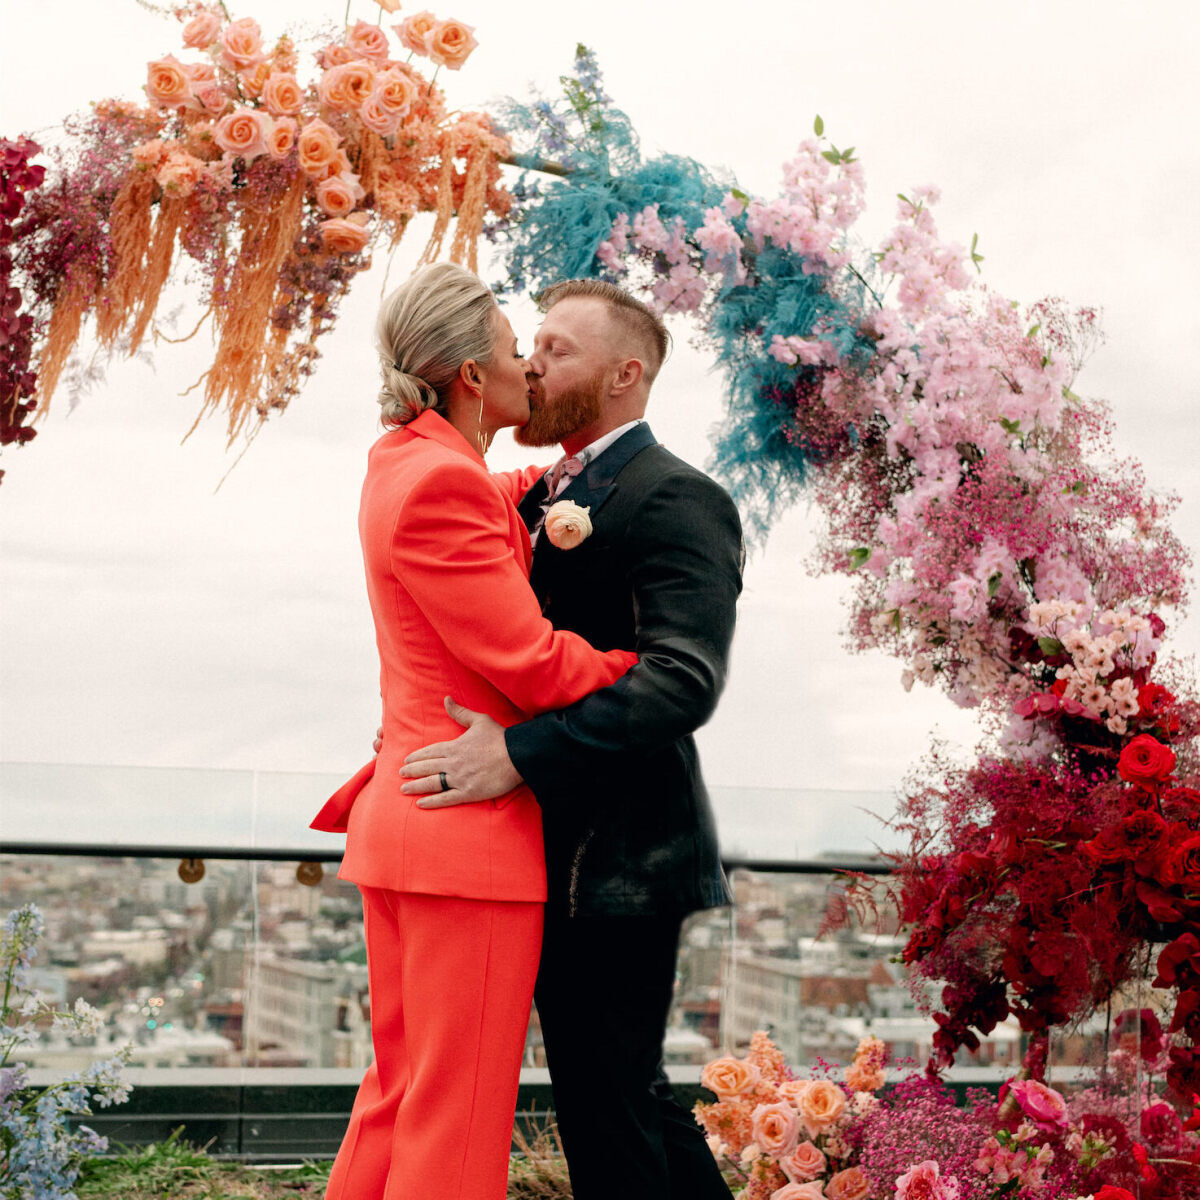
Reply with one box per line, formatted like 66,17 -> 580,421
1163,834 -> 1200,891
1154,932 -> 1200,989
1094,1186 -> 1137,1200
1086,809 -> 1168,866
1163,785 -> 1200,821
1118,734 -> 1177,788
1136,879 -> 1194,923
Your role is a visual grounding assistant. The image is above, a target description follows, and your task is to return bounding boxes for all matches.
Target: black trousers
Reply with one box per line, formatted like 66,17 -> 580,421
534,907 -> 733,1200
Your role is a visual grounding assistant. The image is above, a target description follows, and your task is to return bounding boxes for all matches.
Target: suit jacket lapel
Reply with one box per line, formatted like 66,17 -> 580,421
557,422 -> 658,519
517,471 -> 550,531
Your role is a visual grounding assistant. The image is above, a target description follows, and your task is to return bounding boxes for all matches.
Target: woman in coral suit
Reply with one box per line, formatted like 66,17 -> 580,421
311,262 -> 635,1199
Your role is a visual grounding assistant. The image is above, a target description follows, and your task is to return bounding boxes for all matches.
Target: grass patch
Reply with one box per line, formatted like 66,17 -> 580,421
76,1123 -> 575,1199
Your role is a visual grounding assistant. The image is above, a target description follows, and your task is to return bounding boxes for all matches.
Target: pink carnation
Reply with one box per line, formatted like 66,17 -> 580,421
895,1160 -> 960,1200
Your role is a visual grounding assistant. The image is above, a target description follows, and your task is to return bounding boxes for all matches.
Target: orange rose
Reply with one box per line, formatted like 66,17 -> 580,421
213,106 -> 272,161
320,214 -> 371,254
146,56 -> 191,107
779,1141 -> 826,1184
394,11 -> 437,56
297,118 -> 343,180
793,1079 -> 847,1139
156,149 -> 205,198
318,62 -> 375,111
267,116 -> 297,159
181,10 -> 222,50
262,72 -> 303,116
346,19 -> 390,61
373,68 -> 418,115
424,18 -> 478,71
826,1168 -> 870,1200
700,1056 -> 760,1101
375,0 -> 402,11
315,174 -> 361,218
219,17 -> 265,71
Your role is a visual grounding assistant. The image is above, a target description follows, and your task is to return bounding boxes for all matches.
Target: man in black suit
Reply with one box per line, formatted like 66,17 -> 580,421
401,279 -> 741,1200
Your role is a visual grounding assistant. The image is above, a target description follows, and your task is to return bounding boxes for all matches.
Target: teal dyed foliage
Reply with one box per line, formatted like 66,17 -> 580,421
493,47 -> 877,540
707,243 -> 875,541
492,47 -> 726,296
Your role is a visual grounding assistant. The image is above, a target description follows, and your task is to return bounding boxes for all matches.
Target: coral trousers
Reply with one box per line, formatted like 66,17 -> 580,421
324,888 -> 544,1200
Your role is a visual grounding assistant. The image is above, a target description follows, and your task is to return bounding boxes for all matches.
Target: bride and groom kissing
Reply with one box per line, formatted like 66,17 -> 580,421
312,263 -> 743,1199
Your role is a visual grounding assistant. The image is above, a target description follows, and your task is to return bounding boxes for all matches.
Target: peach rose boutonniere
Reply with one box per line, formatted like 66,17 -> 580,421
544,500 -> 592,550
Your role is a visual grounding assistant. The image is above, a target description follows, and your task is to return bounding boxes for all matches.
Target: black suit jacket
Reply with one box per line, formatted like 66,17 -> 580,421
505,422 -> 742,918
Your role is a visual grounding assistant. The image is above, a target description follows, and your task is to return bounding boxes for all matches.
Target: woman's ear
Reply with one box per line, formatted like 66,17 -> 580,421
459,358 -> 483,397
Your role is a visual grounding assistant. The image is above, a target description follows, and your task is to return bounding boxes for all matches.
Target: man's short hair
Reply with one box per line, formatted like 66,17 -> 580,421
539,279 -> 671,385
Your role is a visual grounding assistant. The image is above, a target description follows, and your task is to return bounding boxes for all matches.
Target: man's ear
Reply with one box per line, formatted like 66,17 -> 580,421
610,357 -> 644,397
459,358 -> 483,397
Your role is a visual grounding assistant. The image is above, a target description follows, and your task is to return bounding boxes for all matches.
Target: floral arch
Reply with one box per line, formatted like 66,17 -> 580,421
2,8 -> 1199,1189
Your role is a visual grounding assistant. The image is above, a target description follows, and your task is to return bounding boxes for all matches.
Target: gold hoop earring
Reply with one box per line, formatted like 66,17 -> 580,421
476,391 -> 489,455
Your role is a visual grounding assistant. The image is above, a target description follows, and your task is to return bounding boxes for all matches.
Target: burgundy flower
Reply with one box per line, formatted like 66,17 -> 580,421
1163,785 -> 1200,821
1137,879 -> 1196,923
1115,1006 -> 1166,1060
1141,1101 -> 1182,1147
1118,734 -> 1177,789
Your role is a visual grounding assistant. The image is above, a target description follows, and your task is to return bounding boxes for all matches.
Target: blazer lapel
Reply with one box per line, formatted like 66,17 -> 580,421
557,422 -> 658,519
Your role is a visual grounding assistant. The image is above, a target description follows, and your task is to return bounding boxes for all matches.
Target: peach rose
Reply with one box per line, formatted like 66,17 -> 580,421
315,174 -> 362,218
213,106 -> 273,161
196,85 -> 232,114
776,1080 -> 810,1107
267,116 -> 297,159
359,94 -> 403,137
750,1101 -> 800,1159
373,68 -> 418,115
700,1056 -> 761,1101
394,11 -> 438,56
239,61 -> 273,99
825,1168 -> 870,1200
375,0 -> 401,11
346,19 -> 390,60
770,1185 -> 825,1200
320,214 -> 371,254
219,17 -> 265,71
262,72 -> 303,116
181,9 -> 222,50
318,42 -> 357,68
779,1140 -> 826,1183
156,149 -> 205,198
794,1079 -> 847,1139
318,61 -> 376,111
297,118 -> 343,180
424,18 -> 478,71
146,56 -> 191,107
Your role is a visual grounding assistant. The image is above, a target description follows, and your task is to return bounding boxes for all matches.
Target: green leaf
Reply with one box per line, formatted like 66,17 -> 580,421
1026,323 -> 1041,338
897,193 -> 912,206
813,114 -> 824,136
1071,479 -> 1087,494
848,547 -> 871,569
842,146 -> 855,161
821,150 -> 841,165
891,609 -> 902,633
1038,636 -> 1065,657
999,417 -> 1021,434
731,187 -> 750,204
987,572 -> 1003,598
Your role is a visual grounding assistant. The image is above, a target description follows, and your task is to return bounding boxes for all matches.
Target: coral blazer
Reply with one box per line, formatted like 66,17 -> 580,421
310,410 -> 635,902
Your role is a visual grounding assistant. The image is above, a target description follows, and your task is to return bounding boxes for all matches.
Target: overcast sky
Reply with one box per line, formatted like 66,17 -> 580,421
2,0 -> 1197,846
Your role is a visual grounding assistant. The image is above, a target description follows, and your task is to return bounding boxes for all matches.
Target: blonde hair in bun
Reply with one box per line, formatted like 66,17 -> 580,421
375,262 -> 497,428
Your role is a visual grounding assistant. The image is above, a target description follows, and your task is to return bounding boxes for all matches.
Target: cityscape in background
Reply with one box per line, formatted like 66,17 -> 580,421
3,851 -> 1126,1081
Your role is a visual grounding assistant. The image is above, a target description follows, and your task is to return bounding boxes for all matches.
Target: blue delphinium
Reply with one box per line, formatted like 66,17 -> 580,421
1,904 -> 131,1199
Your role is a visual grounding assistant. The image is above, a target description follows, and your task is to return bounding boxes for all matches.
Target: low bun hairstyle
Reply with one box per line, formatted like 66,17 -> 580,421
375,261 -> 498,428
